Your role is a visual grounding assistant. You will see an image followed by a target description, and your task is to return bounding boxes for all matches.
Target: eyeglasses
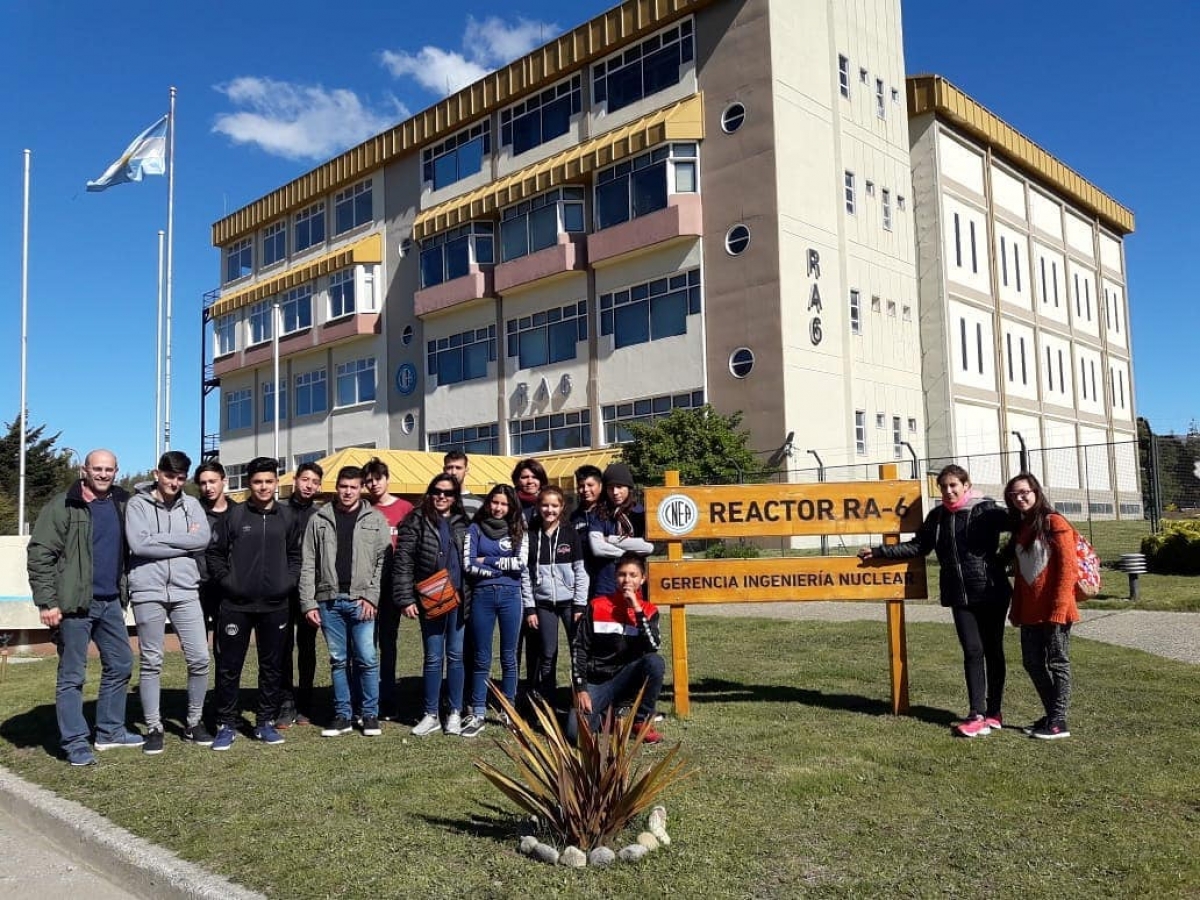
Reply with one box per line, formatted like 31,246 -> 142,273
429,488 -> 456,498
1007,489 -> 1035,499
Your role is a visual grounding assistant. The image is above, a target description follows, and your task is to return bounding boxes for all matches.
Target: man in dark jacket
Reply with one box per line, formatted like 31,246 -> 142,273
206,457 -> 303,750
276,461 -> 323,727
27,449 -> 143,765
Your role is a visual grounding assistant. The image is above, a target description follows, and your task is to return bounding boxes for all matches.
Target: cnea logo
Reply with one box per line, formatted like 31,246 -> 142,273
658,494 -> 699,536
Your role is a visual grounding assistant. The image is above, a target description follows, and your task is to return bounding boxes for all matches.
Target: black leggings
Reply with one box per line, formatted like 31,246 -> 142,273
951,602 -> 1008,718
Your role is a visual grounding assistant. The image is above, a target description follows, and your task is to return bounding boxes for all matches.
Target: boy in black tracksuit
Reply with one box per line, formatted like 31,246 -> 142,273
206,458 -> 303,749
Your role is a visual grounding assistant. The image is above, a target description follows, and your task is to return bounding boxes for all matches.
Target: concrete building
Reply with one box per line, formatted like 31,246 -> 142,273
202,0 -> 926,488
907,75 -> 1140,516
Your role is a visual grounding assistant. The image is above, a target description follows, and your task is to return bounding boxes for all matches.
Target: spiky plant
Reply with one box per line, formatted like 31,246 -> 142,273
474,684 -> 695,850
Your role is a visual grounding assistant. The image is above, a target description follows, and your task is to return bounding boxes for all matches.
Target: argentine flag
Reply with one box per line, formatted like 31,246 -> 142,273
86,115 -> 168,192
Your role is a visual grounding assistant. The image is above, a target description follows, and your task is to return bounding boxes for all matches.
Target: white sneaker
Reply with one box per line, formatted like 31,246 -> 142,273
411,714 -> 441,737
444,712 -> 462,735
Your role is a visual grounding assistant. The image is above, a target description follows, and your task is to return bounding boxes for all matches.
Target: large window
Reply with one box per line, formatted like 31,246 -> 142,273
426,326 -> 496,386
419,222 -> 494,289
262,380 -> 288,423
855,410 -> 867,456
593,18 -> 694,114
506,300 -> 588,370
329,269 -> 355,318
335,357 -> 376,407
225,238 -> 252,283
263,220 -> 286,267
214,315 -> 237,356
225,464 -> 247,492
281,287 -> 312,334
294,203 -> 326,253
294,369 -> 328,417
600,269 -> 701,350
248,300 -> 273,346
510,410 -> 591,454
430,423 -> 499,455
501,75 -> 582,156
602,390 -> 704,444
334,179 -> 372,234
594,143 -> 697,231
500,187 -> 586,262
422,121 -> 491,191
224,388 -> 252,431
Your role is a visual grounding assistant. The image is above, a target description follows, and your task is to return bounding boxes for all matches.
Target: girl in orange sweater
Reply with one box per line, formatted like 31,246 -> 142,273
1004,473 -> 1080,740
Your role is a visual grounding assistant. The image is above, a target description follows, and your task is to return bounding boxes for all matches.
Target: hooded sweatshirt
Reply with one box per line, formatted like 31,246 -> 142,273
125,487 -> 212,602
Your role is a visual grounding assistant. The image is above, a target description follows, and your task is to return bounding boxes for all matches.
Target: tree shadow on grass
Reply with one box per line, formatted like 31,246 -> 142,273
679,677 -> 956,727
416,802 -> 527,842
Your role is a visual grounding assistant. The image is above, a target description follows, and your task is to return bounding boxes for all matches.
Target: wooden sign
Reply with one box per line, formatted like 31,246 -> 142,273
651,556 -> 926,604
645,480 -> 923,540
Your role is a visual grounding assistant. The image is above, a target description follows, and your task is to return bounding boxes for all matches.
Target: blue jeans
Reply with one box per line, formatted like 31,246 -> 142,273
567,654 -> 665,741
319,597 -> 379,719
419,607 -> 465,716
55,597 -> 134,754
469,581 -> 523,715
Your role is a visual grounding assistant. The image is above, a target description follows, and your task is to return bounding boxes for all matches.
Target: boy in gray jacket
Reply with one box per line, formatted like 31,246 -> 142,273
125,451 -> 213,753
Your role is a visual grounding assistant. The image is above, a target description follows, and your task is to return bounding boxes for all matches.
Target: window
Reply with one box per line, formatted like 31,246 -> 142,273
401,414 -> 415,435
600,268 -> 701,350
294,203 -> 326,253
430,423 -> 499,455
402,325 -> 414,346
729,348 -> 754,378
969,220 -> 978,273
976,323 -> 984,374
500,188 -> 585,262
953,212 -> 962,268
426,326 -> 496,386
262,380 -> 288,422
594,143 -> 697,231
844,171 -> 856,214
335,357 -> 376,406
837,55 -> 850,98
865,180 -> 875,196
422,121 -> 491,191
859,67 -> 868,84
850,290 -> 861,334
226,463 -> 247,492
892,417 -> 902,459
294,451 -> 324,468
506,301 -> 587,369
593,18 -> 694,114
419,222 -> 494,288
281,287 -> 312,335
887,299 -> 897,317
214,315 -> 237,356
603,390 -> 704,444
1000,236 -> 1009,285
334,180 -> 372,234
882,189 -> 892,231
875,78 -> 885,118
902,304 -> 912,322
725,224 -> 750,255
908,417 -> 917,433
871,295 -> 881,313
501,75 -> 581,156
510,410 -> 591,454
897,194 -> 906,210
294,369 -> 328,417
875,413 -> 886,429
329,269 -> 355,319
224,238 -> 252,283
891,87 -> 900,103
855,411 -> 867,456
263,221 -> 287,267
721,102 -> 747,133
1052,260 -> 1060,306
224,388 -> 252,431
248,300 -> 273,346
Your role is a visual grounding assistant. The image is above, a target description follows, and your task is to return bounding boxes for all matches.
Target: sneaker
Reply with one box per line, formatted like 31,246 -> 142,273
459,714 -> 486,738
142,728 -> 165,755
983,714 -> 1003,732
322,716 -> 353,737
1021,716 -> 1048,736
254,723 -> 285,745
361,716 -> 382,737
211,725 -> 237,751
274,704 -> 298,729
1031,721 -> 1070,740
95,730 -> 145,751
183,723 -> 214,747
67,747 -> 97,767
444,712 -> 462,735
411,714 -> 441,737
953,715 -> 992,738
632,721 -> 664,744
498,710 -> 513,729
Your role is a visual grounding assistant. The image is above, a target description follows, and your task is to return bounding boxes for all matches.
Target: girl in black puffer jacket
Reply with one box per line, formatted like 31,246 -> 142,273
860,465 -> 1011,738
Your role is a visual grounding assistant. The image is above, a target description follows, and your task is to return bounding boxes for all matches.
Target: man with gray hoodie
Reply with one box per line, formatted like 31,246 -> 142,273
125,451 -> 213,754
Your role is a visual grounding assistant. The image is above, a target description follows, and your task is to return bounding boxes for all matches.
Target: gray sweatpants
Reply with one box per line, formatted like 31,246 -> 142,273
131,595 -> 210,730
1020,622 -> 1072,725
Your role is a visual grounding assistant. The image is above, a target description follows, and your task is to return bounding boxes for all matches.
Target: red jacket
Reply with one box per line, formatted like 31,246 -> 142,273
1011,513 -> 1080,626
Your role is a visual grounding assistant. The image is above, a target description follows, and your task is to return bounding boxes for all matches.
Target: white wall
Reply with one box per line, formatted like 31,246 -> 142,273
991,163 -> 1026,220
1000,318 -> 1037,400
1029,188 -> 1062,239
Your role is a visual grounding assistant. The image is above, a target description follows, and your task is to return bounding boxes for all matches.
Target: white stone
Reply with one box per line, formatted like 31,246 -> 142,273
619,844 -> 649,863
636,831 -> 660,851
588,847 -> 617,867
532,843 -> 560,865
560,846 -> 587,867
518,835 -> 539,855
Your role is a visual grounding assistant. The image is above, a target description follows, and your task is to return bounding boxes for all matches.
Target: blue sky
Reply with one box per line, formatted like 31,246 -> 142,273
1,0 -> 1193,476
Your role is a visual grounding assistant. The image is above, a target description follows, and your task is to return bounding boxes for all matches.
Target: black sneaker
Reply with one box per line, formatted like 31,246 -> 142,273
1021,717 -> 1048,736
142,728 -> 165,756
275,703 -> 298,729
361,716 -> 382,736
1031,720 -> 1070,740
321,716 -> 353,737
183,723 -> 214,746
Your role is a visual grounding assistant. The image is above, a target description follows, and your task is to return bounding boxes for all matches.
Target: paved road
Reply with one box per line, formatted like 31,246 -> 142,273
0,804 -> 136,899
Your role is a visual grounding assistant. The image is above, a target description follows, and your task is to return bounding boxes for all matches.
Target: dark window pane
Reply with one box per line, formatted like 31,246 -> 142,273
606,63 -> 642,112
595,178 -> 630,230
642,43 -> 682,97
650,290 -> 688,339
614,303 -> 649,349
631,163 -> 668,218
420,247 -> 444,288
474,235 -> 494,265
437,349 -> 463,385
464,342 -> 489,380
563,204 -> 585,233
501,217 -> 528,261
518,329 -> 549,369
511,111 -> 540,156
529,205 -> 558,252
548,320 -> 578,362
433,153 -> 458,190
541,95 -> 572,142
457,137 -> 484,180
445,236 -> 470,280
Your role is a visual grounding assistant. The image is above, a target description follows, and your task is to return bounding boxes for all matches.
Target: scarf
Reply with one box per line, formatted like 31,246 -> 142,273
517,490 -> 539,509
478,516 -> 510,540
941,488 -> 982,513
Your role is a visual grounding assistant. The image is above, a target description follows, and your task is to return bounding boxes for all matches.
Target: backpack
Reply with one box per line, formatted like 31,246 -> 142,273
1072,529 -> 1102,602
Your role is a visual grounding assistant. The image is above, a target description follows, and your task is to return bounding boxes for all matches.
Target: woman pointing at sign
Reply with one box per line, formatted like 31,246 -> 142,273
859,465 -> 1011,738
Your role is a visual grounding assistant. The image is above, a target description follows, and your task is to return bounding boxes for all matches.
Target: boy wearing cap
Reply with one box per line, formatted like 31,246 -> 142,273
584,463 -> 655,600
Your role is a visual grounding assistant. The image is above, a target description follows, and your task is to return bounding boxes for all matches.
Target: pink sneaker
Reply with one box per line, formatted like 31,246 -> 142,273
953,716 -> 992,738
983,715 -> 1003,732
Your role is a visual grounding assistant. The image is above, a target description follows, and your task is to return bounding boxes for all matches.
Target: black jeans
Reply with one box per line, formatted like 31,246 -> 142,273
951,601 -> 1008,718
1020,623 -> 1072,725
567,654 -> 665,741
376,593 -> 402,717
278,594 -> 317,716
214,605 -> 289,728
529,605 -> 577,703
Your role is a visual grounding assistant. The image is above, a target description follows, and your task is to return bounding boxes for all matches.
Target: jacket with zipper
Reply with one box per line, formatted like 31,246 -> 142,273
298,502 -> 389,613
392,510 -> 471,619
206,500 -> 303,612
571,590 -> 661,688
125,487 -> 211,602
529,523 -> 588,609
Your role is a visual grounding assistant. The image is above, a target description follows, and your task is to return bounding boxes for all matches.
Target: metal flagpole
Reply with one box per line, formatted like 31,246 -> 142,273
163,86 -> 177,451
273,301 -> 281,466
18,150 -> 30,536
155,229 -> 165,460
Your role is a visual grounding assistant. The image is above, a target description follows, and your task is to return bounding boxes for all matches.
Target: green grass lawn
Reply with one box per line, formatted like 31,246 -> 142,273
1,616 -> 1197,899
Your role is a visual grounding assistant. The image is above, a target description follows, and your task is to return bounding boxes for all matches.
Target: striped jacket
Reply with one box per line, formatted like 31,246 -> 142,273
571,591 -> 661,688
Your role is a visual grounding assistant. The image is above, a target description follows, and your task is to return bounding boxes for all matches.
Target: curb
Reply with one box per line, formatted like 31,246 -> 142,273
0,764 -> 263,900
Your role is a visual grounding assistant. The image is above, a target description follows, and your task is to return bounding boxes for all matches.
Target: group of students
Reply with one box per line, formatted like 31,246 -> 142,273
860,465 -> 1081,740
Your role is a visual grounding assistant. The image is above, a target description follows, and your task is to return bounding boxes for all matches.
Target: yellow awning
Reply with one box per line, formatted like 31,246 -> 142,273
209,233 -> 384,319
412,93 -> 705,242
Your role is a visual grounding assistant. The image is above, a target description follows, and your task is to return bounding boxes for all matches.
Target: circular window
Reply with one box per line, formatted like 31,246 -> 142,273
729,348 -> 755,379
401,325 -> 414,346
725,224 -> 751,256
721,102 -> 747,134
401,413 -> 416,434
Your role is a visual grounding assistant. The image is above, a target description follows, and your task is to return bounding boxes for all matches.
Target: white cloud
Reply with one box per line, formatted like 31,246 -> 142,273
212,77 -> 403,161
381,15 -> 559,98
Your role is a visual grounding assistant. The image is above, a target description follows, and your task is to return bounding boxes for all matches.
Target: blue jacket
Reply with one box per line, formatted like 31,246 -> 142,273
464,523 -> 534,610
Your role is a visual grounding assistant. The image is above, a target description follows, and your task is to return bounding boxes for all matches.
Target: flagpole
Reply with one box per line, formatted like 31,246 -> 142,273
163,86 -> 177,451
273,302 -> 281,467
155,229 -> 165,461
18,150 -> 31,536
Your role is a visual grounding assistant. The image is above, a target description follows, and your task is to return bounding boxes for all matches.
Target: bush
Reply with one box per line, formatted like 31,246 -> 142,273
1141,521 -> 1200,574
704,539 -> 762,559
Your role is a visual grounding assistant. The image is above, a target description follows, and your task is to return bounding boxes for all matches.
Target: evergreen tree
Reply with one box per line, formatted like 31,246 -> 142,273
619,406 -> 775,487
0,412 -> 76,534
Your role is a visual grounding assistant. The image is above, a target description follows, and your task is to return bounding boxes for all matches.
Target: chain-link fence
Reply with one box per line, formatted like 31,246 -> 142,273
1145,432 -> 1200,531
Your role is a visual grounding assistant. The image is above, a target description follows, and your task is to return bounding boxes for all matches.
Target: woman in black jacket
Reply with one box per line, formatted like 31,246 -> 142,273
859,465 -> 1011,737
394,474 -> 469,737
